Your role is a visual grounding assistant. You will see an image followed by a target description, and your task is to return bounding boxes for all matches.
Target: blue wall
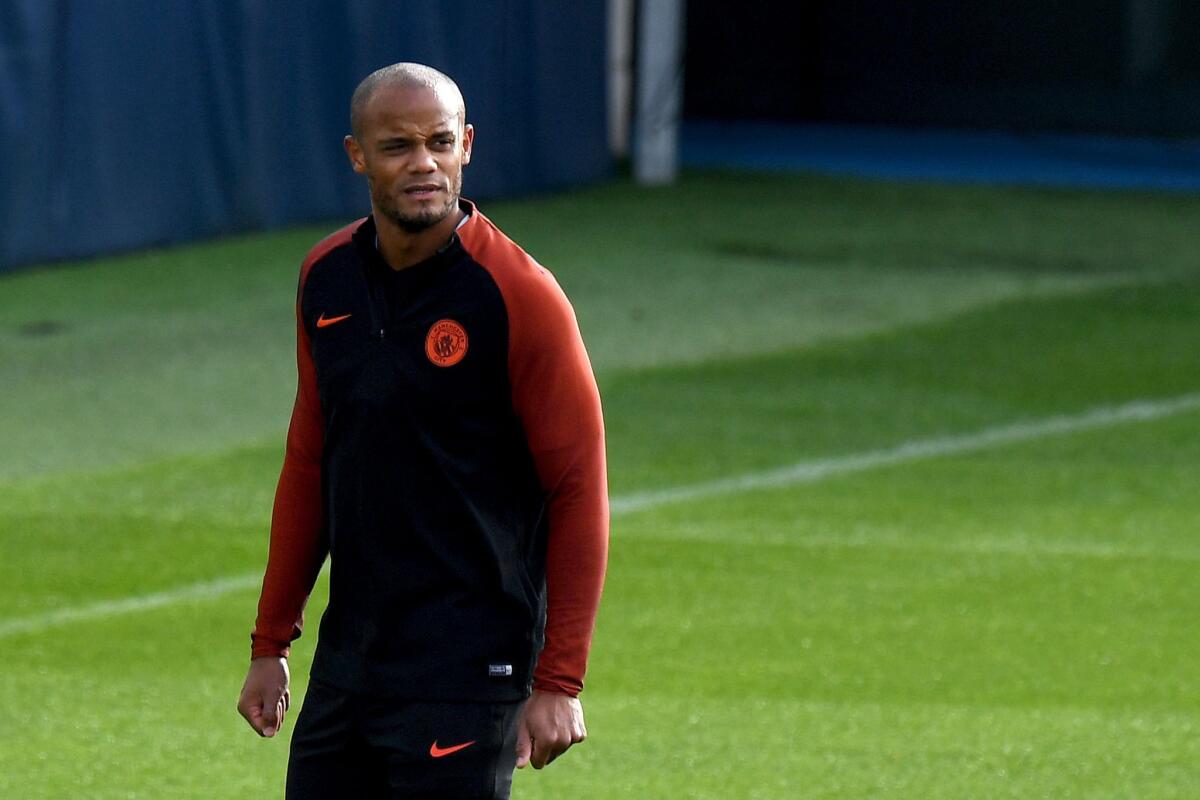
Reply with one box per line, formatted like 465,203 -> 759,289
0,1 -> 609,273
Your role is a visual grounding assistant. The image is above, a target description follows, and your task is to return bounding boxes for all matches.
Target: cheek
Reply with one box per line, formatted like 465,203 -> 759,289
369,166 -> 402,191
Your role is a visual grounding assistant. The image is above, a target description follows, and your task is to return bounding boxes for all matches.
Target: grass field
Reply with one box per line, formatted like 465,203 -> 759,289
1,171 -> 1198,798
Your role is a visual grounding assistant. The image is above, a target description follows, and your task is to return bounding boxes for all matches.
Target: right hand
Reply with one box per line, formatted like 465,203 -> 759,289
237,656 -> 291,737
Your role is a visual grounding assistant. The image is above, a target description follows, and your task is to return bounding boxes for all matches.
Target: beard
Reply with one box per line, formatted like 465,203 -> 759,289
372,173 -> 462,233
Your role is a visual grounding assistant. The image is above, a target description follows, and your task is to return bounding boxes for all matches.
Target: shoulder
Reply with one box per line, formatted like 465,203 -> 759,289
457,205 -> 571,318
300,218 -> 366,288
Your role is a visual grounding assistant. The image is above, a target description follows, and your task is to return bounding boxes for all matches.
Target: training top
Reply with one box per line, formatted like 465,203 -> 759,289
250,200 -> 609,702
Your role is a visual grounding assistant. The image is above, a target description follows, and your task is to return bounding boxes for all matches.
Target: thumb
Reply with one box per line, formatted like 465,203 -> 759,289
515,717 -> 532,769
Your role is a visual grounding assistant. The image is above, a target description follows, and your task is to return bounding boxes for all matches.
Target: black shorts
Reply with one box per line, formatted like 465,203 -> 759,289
286,679 -> 523,799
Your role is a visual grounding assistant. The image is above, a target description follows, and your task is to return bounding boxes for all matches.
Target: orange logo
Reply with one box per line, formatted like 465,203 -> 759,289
429,740 -> 476,758
425,319 -> 468,367
317,312 -> 352,328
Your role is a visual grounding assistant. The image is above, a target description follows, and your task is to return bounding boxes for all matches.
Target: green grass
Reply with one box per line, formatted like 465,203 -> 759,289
1,173 -> 1179,479
1,171 -> 1199,798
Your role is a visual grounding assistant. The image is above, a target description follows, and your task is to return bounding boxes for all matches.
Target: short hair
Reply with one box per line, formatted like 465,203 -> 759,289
349,62 -> 466,140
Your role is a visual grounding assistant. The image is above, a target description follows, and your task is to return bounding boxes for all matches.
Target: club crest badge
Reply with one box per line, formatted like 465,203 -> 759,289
425,319 -> 468,367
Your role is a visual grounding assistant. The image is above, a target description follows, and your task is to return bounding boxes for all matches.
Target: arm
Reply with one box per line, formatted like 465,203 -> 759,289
506,267 -> 609,768
237,266 -> 328,737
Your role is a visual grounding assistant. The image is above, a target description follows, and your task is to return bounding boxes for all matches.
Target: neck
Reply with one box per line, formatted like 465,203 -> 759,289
374,203 -> 465,270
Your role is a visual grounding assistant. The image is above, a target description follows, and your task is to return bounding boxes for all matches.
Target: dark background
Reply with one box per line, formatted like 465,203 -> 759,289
685,0 -> 1200,136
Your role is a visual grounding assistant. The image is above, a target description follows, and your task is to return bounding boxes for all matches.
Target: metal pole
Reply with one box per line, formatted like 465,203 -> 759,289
608,0 -> 635,158
633,0 -> 684,185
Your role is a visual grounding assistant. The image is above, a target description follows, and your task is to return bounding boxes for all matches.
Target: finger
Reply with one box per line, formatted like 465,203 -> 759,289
236,695 -> 252,724
238,693 -> 264,732
532,735 -> 565,769
261,693 -> 280,738
515,721 -> 532,769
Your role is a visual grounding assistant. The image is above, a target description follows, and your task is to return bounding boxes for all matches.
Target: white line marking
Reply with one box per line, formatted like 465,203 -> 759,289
610,393 -> 1200,515
3,393 -> 1198,639
0,573 -> 261,639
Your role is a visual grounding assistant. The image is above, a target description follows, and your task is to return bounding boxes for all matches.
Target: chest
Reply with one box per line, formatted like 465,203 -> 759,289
301,253 -> 511,421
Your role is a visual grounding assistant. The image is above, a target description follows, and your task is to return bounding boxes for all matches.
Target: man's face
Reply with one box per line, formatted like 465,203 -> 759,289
345,84 -> 474,233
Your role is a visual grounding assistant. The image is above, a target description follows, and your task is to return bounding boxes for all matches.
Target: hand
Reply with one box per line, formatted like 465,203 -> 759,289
515,689 -> 587,769
237,656 -> 291,738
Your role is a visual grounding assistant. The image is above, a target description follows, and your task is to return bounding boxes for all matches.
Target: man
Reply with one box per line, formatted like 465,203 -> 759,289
236,63 -> 609,799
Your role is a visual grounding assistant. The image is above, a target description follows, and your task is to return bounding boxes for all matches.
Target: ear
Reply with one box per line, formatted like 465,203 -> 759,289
344,135 -> 366,174
461,124 -> 475,166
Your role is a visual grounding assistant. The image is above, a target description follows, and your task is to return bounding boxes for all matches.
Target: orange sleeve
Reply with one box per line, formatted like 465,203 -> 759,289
248,239 -> 339,660
462,214 -> 609,695
479,238 -> 609,697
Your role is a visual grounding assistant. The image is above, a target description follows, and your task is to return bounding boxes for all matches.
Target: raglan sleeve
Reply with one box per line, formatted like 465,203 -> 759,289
507,265 -> 610,697
249,266 -> 328,660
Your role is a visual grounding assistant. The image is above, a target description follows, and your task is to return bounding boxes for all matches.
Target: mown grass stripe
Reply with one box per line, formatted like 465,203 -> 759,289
610,393 -> 1200,514
639,529 -> 1200,563
4,392 -> 1198,640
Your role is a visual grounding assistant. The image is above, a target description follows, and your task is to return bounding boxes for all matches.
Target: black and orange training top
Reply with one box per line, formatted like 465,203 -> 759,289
251,200 -> 609,701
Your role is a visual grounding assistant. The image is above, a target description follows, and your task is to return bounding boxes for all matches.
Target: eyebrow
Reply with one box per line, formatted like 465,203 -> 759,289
376,129 -> 457,145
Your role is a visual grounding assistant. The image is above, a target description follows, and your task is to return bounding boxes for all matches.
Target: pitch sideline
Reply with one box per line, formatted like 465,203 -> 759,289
3,392 -> 1198,640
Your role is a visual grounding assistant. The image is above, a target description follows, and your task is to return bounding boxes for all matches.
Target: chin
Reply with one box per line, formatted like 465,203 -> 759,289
391,210 -> 443,233
392,200 -> 456,232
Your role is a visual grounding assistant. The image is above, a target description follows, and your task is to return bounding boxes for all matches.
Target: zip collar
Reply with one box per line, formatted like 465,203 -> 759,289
351,200 -> 476,340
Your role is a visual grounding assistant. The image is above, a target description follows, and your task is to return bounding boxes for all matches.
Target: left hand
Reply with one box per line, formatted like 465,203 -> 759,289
236,656 -> 291,738
515,689 -> 587,769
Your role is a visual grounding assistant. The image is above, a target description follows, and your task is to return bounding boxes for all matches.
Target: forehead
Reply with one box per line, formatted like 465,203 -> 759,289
362,83 -> 462,137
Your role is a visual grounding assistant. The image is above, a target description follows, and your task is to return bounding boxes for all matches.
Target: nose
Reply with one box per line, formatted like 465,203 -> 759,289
410,144 -> 437,173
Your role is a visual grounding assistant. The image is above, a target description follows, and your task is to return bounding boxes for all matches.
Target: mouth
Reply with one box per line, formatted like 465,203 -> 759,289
404,183 -> 443,199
